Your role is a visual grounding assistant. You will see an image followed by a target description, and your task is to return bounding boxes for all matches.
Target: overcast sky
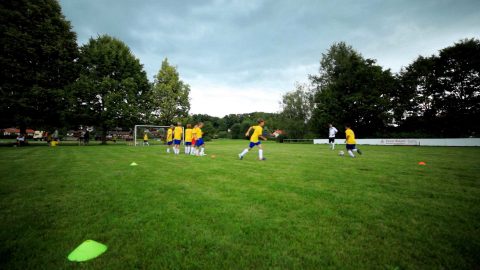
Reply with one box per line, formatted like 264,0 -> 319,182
59,0 -> 479,117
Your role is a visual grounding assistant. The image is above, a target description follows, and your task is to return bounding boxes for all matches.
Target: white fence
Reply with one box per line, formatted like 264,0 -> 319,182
313,138 -> 480,147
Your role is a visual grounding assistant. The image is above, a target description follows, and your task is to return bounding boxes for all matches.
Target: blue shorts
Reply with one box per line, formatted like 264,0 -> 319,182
167,141 -> 173,145
346,144 -> 356,150
174,139 -> 181,145
249,141 -> 261,148
195,138 -> 204,147
185,142 -> 192,146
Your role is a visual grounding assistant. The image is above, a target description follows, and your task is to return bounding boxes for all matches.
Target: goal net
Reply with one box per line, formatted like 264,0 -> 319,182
133,125 -> 184,146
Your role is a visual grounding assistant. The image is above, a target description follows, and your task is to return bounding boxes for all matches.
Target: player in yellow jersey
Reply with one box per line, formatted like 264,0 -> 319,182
166,125 -> 174,153
173,122 -> 183,155
345,123 -> 362,158
190,124 -> 198,155
143,132 -> 149,146
238,119 -> 267,160
184,124 -> 193,154
193,122 -> 206,156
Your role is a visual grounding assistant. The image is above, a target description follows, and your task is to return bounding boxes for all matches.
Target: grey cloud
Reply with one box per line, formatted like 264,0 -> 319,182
60,0 -> 480,89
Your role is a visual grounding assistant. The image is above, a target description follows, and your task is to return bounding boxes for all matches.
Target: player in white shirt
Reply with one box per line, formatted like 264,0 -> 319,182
328,124 -> 338,150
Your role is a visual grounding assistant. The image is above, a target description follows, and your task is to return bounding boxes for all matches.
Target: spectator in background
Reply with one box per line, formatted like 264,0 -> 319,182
16,133 -> 26,146
84,130 -> 90,145
53,129 -> 59,141
78,130 -> 85,145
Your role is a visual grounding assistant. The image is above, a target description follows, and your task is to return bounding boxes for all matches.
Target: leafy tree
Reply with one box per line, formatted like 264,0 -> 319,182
190,114 -> 222,129
217,118 -> 228,132
217,130 -> 230,139
396,38 -> 480,137
223,114 -> 245,131
150,58 -> 190,125
279,83 -> 314,138
223,112 -> 280,139
394,56 -> 437,136
310,42 -> 396,137
0,0 -> 78,132
433,38 -> 480,137
230,123 -> 242,139
201,121 -> 216,141
240,120 -> 254,139
245,112 -> 281,132
71,35 -> 150,143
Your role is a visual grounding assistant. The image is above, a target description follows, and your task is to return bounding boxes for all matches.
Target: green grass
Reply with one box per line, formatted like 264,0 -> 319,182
1,140 -> 479,269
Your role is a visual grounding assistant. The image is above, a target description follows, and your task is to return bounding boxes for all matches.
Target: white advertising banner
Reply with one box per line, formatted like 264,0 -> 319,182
313,138 -> 480,147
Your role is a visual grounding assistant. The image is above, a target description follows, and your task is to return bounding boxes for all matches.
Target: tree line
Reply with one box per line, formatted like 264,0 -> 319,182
280,40 -> 480,139
1,0 -> 190,143
1,1 -> 478,143
194,39 -> 480,140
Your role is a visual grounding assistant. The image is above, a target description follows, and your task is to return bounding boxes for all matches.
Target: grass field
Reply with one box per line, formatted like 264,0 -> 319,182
1,140 -> 479,269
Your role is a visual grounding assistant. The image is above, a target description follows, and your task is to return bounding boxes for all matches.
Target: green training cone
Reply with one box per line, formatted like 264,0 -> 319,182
67,240 -> 107,262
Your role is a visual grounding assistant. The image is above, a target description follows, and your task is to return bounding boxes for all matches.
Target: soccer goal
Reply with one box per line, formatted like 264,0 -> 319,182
133,125 -> 184,146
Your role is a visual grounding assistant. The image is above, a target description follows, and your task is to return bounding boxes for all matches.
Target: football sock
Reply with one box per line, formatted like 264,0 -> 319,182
200,147 -> 205,155
240,149 -> 249,157
332,143 -> 335,150
167,148 -> 170,153
259,149 -> 263,160
348,150 -> 355,158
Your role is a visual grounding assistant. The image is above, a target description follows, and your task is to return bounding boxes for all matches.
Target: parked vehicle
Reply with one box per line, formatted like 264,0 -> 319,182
33,130 -> 45,141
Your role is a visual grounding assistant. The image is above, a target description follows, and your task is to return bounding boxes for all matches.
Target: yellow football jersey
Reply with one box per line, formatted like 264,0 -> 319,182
345,128 -> 356,144
174,126 -> 182,140
194,127 -> 203,138
143,134 -> 148,140
250,125 -> 263,143
167,129 -> 173,141
185,128 -> 193,142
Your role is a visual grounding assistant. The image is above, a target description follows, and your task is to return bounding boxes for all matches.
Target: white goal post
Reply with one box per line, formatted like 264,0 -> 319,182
133,125 -> 185,146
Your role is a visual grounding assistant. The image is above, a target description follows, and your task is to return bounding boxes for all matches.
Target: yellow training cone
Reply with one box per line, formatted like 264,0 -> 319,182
67,240 -> 107,262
